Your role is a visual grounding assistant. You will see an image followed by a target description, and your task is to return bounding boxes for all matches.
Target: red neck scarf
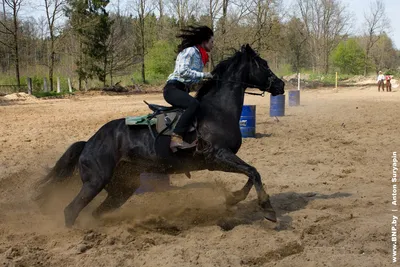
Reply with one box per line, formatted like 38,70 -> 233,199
196,45 -> 209,66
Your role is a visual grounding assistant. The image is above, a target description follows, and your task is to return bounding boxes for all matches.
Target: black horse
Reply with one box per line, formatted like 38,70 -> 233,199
36,44 -> 285,227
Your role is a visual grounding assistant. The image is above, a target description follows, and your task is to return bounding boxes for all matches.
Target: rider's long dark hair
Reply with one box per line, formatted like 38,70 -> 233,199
177,25 -> 214,53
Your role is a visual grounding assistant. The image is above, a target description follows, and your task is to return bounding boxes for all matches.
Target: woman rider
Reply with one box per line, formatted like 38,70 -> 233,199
163,26 -> 214,150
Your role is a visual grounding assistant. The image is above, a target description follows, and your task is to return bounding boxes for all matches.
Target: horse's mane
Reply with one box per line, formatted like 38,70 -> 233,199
195,50 -> 243,100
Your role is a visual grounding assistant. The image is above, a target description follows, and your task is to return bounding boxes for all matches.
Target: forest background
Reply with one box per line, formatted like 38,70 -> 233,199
0,0 -> 399,93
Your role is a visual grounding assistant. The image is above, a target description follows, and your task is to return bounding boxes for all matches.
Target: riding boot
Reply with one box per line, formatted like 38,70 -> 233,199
170,133 -> 197,151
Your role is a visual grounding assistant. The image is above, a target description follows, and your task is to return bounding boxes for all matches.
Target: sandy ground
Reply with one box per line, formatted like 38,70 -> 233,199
0,85 -> 399,266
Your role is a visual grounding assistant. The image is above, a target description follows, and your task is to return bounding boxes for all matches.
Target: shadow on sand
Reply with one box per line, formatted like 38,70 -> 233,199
164,183 -> 352,232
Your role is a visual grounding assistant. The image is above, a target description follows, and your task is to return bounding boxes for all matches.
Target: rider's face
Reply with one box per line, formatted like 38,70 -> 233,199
202,36 -> 214,52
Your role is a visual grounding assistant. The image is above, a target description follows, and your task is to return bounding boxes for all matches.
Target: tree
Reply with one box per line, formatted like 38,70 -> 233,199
284,16 -> 309,73
206,0 -> 221,31
0,1 -> 9,73
212,0 -> 249,64
2,0 -> 6,20
297,0 -> 351,74
65,0 -> 89,90
220,0 -> 228,36
44,0 -> 65,91
91,4 -> 113,86
156,0 -> 164,38
332,38 -> 365,75
145,39 -> 175,80
0,0 -> 23,87
168,0 -> 198,29
107,14 -> 140,84
369,34 -> 398,72
362,0 -> 388,76
132,0 -> 155,83
65,0 -> 112,88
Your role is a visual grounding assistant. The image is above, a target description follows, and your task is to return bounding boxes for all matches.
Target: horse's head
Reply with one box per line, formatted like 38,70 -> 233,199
241,44 -> 285,96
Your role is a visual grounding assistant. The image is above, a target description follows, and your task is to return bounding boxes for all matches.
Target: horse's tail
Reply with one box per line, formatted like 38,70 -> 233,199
34,141 -> 86,199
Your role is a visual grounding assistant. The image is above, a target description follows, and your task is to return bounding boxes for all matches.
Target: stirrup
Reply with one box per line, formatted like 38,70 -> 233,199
170,137 -> 197,152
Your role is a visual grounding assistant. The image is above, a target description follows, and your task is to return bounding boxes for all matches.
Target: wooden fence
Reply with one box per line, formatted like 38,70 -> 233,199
0,77 -> 73,95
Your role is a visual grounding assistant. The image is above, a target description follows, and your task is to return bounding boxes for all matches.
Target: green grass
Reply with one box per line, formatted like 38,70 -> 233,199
307,73 -> 352,85
280,70 -> 356,87
275,64 -> 294,78
131,71 -> 167,86
32,91 -> 74,98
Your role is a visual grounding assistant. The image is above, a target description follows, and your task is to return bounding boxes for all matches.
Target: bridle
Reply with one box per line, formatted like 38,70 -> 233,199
210,55 -> 276,97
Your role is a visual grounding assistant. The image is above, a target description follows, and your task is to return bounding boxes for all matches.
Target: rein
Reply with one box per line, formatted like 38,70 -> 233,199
211,76 -> 273,98
245,91 -> 265,97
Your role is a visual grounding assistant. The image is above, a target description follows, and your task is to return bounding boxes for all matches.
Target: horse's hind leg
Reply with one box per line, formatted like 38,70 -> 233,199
92,171 -> 140,218
226,179 -> 253,206
64,157 -> 115,227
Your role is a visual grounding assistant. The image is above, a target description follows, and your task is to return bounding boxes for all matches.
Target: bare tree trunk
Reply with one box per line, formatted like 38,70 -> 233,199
140,18 -> 146,83
364,45 -> 372,76
158,0 -> 163,34
1,0 -> 23,86
207,0 -> 220,68
110,54 -> 113,85
49,42 -> 55,91
221,0 -> 228,36
45,0 -> 64,91
297,0 -> 350,74
2,0 -> 6,21
363,0 -> 387,76
219,0 -> 228,60
255,0 -> 262,50
139,0 -> 146,83
171,0 -> 198,30
78,40 -> 82,90
103,53 -> 107,86
324,50 -> 329,74
12,3 -> 20,87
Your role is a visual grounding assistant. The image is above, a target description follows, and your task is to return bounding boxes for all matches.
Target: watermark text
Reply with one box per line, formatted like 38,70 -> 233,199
392,152 -> 398,263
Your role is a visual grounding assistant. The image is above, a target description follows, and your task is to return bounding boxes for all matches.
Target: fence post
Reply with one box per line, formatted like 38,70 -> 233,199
43,77 -> 48,92
57,77 -> 61,93
26,77 -> 32,95
68,78 -> 72,93
297,73 -> 301,91
335,72 -> 338,93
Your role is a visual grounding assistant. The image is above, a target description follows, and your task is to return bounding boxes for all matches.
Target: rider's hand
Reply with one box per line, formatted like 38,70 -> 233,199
204,72 -> 213,79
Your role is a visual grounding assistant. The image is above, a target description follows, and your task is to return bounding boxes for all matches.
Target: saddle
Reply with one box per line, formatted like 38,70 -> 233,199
143,101 -> 196,136
126,101 -> 196,177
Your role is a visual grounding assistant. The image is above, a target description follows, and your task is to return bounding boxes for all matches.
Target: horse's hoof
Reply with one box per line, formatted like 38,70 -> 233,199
64,210 -> 75,228
92,211 -> 101,219
225,195 -> 237,206
225,190 -> 244,206
260,199 -> 277,222
225,194 -> 242,207
65,221 -> 74,228
264,210 -> 277,223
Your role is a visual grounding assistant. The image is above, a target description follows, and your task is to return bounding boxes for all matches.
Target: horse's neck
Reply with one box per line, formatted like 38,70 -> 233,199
202,72 -> 246,121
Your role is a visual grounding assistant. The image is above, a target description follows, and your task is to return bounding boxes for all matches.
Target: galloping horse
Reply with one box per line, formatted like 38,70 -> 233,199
36,44 -> 285,227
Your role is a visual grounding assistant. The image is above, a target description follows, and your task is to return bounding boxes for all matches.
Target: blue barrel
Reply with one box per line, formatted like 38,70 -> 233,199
240,105 -> 256,138
270,94 -> 285,116
288,90 -> 300,106
135,173 -> 170,194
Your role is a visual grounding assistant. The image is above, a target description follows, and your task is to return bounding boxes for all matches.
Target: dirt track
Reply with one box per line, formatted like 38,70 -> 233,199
0,86 -> 399,266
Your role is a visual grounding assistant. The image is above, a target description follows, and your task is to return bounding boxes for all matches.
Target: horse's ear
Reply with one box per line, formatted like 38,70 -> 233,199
240,45 -> 246,53
243,44 -> 257,58
245,44 -> 255,54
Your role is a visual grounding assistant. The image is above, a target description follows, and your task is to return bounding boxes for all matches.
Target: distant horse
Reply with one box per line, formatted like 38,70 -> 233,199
386,75 -> 392,92
36,44 -> 285,227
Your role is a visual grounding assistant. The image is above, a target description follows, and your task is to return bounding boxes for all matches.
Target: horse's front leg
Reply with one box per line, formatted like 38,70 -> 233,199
212,148 -> 277,222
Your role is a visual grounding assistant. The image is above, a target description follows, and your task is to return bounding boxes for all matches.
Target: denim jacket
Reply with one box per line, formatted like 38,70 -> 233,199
167,46 -> 205,85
